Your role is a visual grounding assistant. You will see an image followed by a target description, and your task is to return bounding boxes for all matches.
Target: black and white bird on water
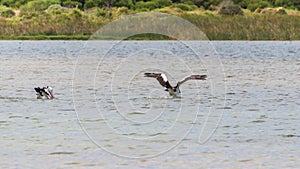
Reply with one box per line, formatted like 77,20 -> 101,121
34,86 -> 54,99
144,73 -> 207,97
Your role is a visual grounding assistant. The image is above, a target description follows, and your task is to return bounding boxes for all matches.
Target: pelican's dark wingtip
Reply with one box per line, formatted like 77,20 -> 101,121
195,75 -> 207,80
144,72 -> 150,77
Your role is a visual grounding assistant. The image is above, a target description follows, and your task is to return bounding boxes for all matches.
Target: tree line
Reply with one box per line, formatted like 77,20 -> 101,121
1,0 -> 299,11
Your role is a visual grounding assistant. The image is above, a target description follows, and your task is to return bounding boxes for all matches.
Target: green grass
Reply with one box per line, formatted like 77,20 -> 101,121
181,13 -> 300,40
0,35 -> 90,40
0,7 -> 300,40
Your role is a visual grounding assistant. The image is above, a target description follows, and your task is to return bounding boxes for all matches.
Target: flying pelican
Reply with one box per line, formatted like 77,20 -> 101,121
144,73 -> 207,97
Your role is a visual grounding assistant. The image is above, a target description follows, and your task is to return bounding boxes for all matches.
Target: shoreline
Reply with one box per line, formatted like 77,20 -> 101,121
1,15 -> 300,41
1,35 -> 300,41
1,2 -> 300,41
1,10 -> 300,41
0,35 -> 90,40
1,38 -> 299,41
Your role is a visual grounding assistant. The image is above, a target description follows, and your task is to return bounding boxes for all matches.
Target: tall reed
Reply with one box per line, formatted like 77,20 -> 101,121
181,13 -> 300,40
0,10 -> 299,40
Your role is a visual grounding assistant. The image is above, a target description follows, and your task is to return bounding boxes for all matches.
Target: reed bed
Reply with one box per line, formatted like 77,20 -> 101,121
181,13 -> 300,40
0,10 -> 299,40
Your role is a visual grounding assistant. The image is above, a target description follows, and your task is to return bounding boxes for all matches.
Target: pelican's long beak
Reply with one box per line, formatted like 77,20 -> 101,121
49,91 -> 55,99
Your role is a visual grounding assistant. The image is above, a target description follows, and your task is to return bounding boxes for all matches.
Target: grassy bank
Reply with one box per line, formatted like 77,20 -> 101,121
181,13 -> 300,40
0,7 -> 300,40
0,35 -> 90,40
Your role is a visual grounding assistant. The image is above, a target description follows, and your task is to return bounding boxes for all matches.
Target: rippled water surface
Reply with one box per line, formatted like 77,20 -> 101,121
0,41 -> 299,168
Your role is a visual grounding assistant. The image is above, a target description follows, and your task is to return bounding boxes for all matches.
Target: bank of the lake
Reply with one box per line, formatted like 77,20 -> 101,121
182,14 -> 300,40
0,8 -> 300,40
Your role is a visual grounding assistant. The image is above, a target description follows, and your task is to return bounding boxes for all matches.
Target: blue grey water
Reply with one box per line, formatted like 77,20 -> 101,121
0,41 -> 299,168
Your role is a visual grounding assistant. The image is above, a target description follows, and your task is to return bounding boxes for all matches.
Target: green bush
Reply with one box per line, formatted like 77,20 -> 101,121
0,7 -> 15,17
155,0 -> 172,8
274,0 -> 300,10
274,0 -> 284,6
115,0 -> 134,9
172,3 -> 196,11
136,1 -> 157,10
62,0 -> 82,9
84,0 -> 95,10
136,7 -> 149,12
20,10 -> 40,19
117,7 -> 129,14
247,4 -> 259,12
218,4 -> 244,15
95,8 -> 107,17
69,8 -> 82,18
136,0 -> 172,10
247,1 -> 270,12
1,0 -> 27,8
46,4 -> 68,14
20,0 -> 60,11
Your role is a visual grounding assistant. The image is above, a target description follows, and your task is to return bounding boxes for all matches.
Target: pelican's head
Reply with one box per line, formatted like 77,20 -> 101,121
45,86 -> 54,99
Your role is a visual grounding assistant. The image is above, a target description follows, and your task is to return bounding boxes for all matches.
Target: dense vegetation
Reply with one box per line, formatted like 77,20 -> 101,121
1,0 -> 300,11
0,0 -> 299,40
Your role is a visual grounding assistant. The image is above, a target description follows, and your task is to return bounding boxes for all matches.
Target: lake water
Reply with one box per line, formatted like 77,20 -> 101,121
0,41 -> 299,168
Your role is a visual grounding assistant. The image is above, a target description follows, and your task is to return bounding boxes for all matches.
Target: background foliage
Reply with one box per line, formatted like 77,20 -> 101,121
0,0 -> 299,40
0,0 -> 299,10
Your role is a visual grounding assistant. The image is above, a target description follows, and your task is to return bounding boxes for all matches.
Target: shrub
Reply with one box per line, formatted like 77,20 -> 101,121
96,8 -> 107,17
274,0 -> 284,6
84,0 -> 95,10
218,4 -> 244,15
155,0 -> 172,8
136,1 -> 157,10
62,0 -> 82,9
117,7 -> 129,14
20,10 -> 40,19
1,0 -> 27,8
20,0 -> 60,11
172,3 -> 197,11
69,8 -> 82,18
136,8 -> 149,12
19,0 -> 60,16
115,0 -> 134,9
247,1 -> 270,12
238,0 -> 248,9
274,0 -> 298,9
46,4 -> 68,14
136,0 -> 172,10
1,8 -> 15,17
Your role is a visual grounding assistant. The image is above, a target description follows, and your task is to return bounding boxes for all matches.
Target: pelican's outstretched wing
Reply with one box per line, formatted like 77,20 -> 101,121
35,87 -> 52,97
144,73 -> 172,89
176,75 -> 207,87
34,87 -> 43,96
